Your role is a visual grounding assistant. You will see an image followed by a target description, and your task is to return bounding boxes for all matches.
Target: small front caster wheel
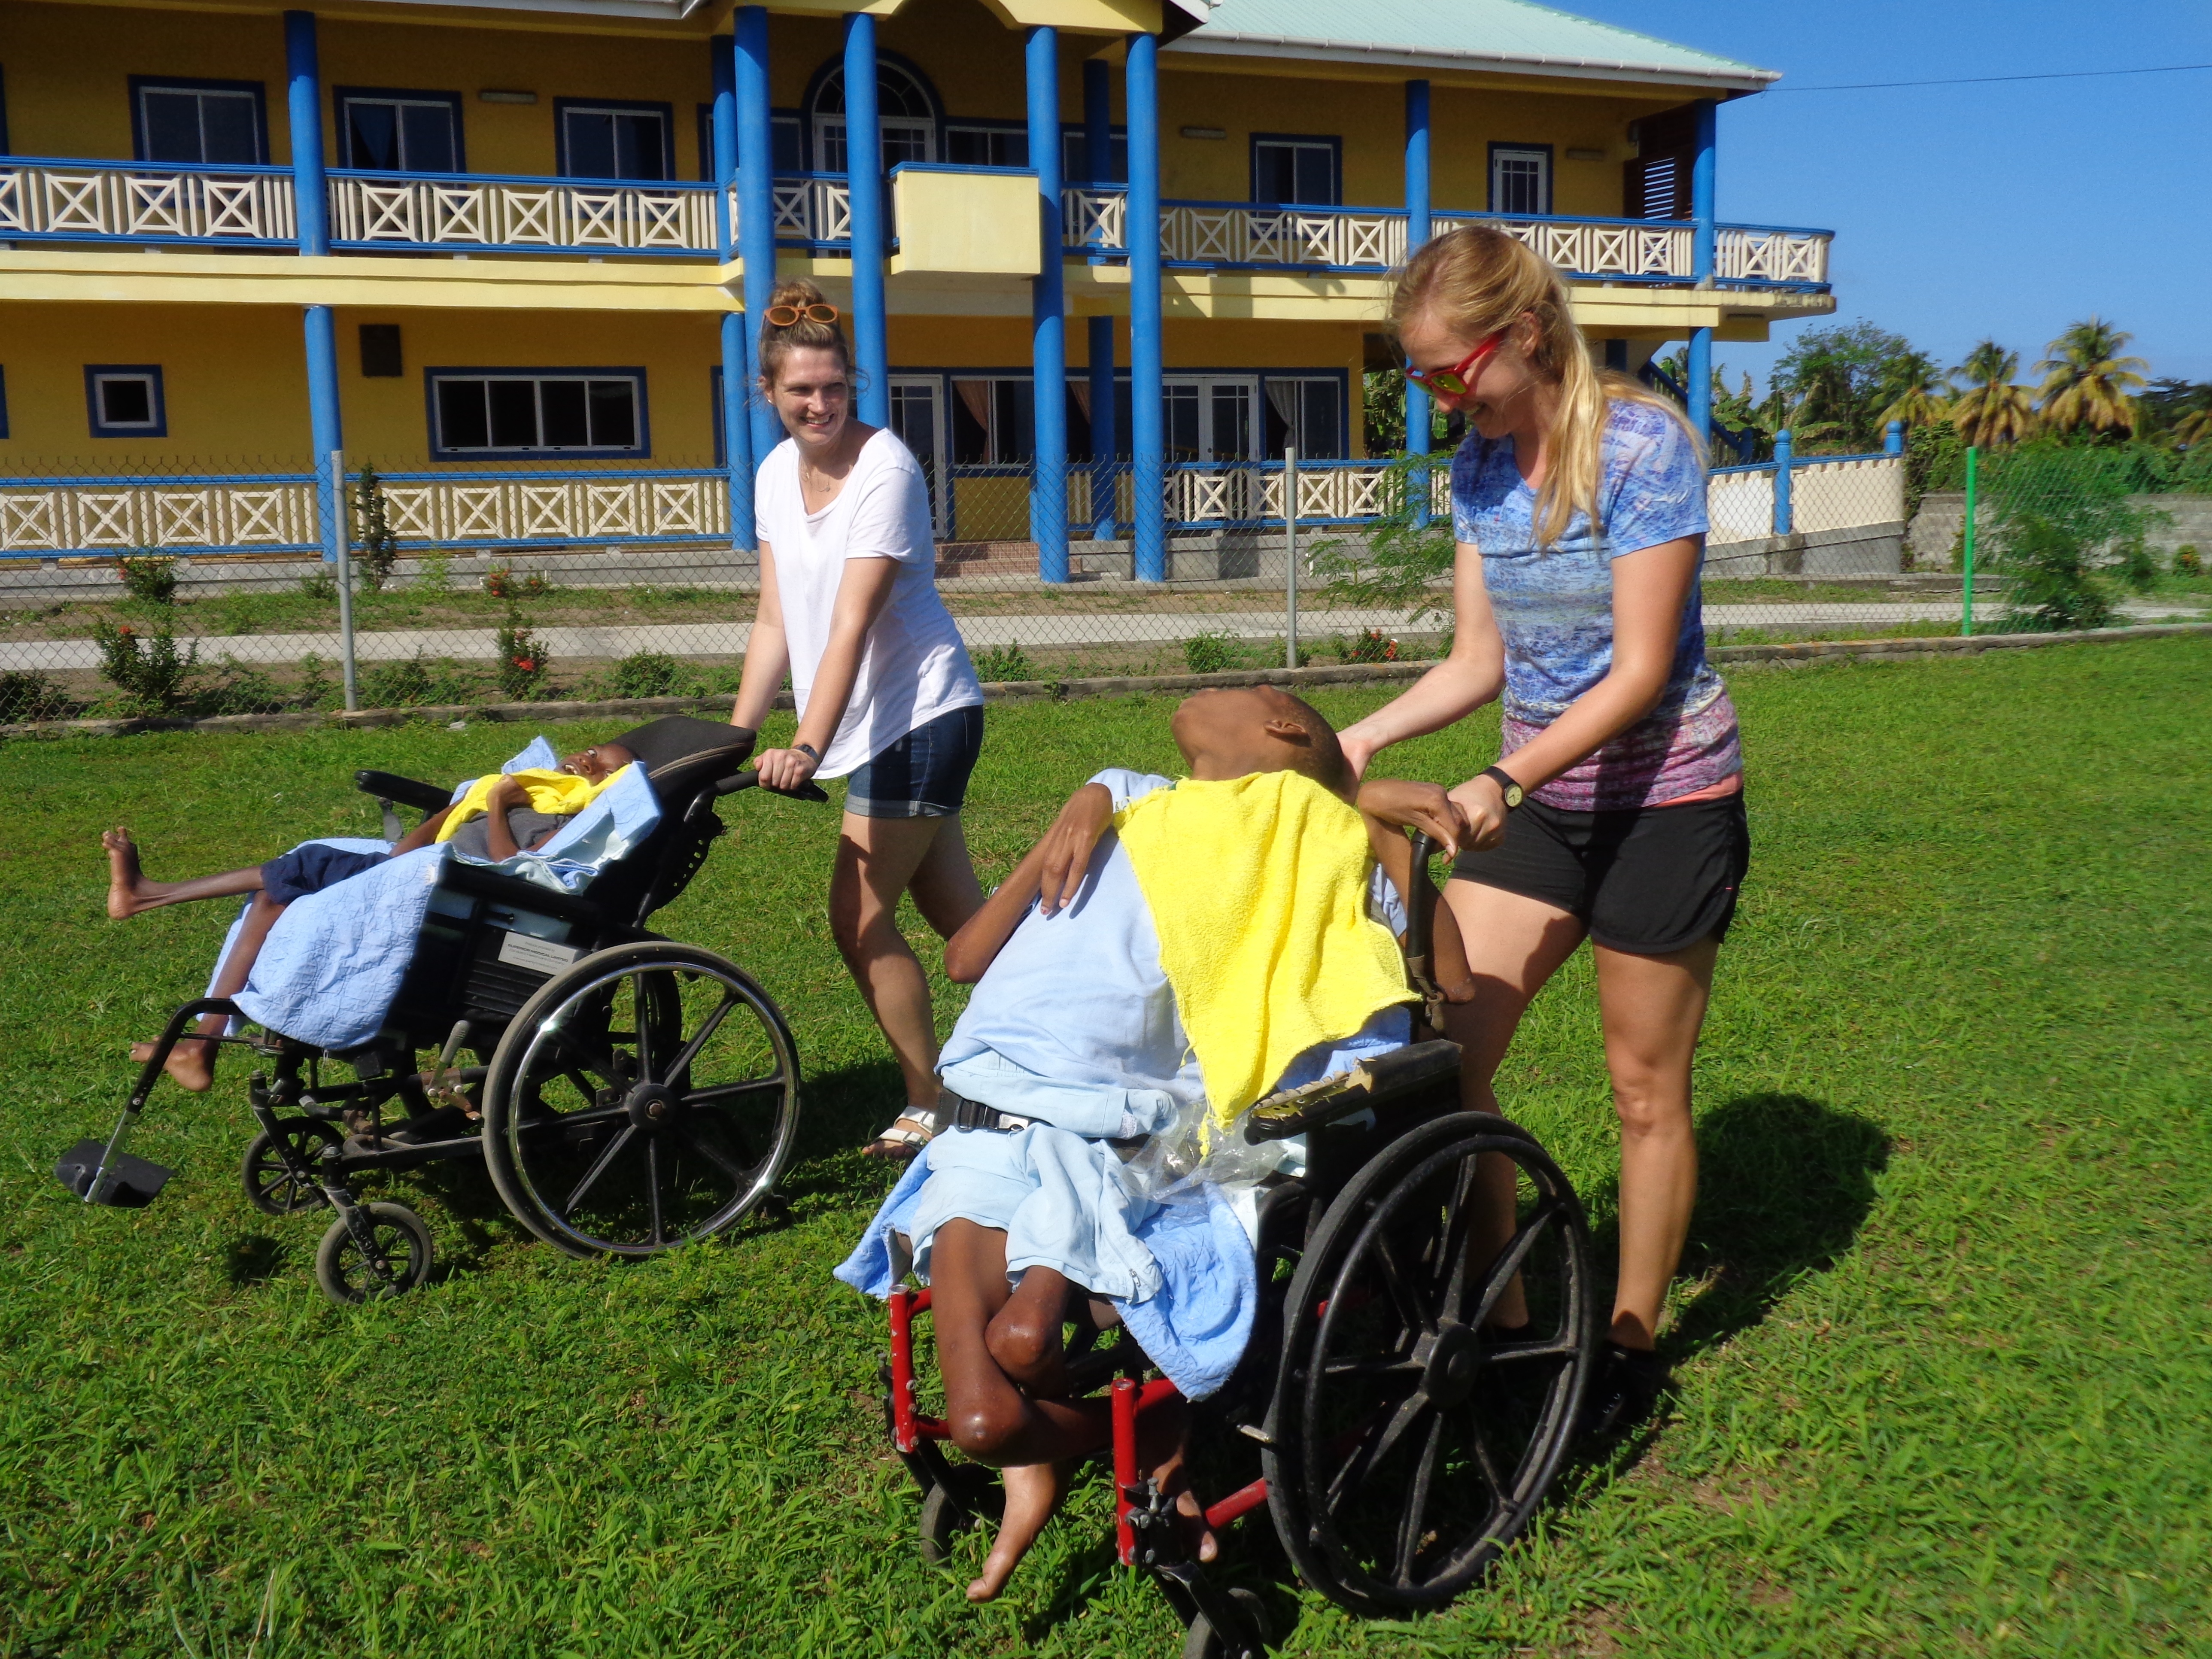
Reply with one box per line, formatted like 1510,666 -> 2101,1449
919,1481 -> 980,1565
1182,1588 -> 1270,1659
315,1203 -> 433,1304
241,1118 -> 343,1215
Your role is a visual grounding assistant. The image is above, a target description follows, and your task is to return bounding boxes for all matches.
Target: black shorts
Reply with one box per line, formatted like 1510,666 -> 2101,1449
1450,791 -> 1749,955
261,843 -> 391,905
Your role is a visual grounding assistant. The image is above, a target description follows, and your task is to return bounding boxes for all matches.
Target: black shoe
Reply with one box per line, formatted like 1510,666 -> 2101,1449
1581,1342 -> 1671,1440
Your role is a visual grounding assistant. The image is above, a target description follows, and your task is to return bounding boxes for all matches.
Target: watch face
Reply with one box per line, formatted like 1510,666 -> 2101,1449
1503,782 -> 1524,807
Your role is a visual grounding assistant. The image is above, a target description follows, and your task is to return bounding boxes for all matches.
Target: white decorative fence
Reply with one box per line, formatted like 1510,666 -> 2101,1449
0,159 -> 296,244
1715,225 -> 1829,286
374,472 -> 729,547
763,175 -> 853,246
1435,215 -> 1695,280
328,173 -> 717,253
0,476 -> 320,554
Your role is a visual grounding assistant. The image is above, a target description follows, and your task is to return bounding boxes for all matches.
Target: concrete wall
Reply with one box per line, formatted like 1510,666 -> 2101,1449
1907,492 -> 2212,569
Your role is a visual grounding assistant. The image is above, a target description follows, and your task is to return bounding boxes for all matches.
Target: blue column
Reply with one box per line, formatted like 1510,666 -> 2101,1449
283,11 -> 328,255
1126,30 -> 1164,583
711,36 -> 755,549
845,12 -> 890,430
1885,419 -> 1905,456
1686,97 -> 1717,441
304,304 -> 344,560
1403,78 -> 1431,519
735,5 -> 781,469
1772,428 -> 1793,536
1084,56 -> 1116,539
1027,25 -> 1068,581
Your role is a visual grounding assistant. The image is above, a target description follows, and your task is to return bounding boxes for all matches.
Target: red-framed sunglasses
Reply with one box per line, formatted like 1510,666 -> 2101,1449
1403,328 -> 1506,397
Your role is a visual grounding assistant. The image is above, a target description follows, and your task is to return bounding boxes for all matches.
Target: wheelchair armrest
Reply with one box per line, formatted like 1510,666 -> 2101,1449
355,769 -> 453,814
1243,1038 -> 1462,1142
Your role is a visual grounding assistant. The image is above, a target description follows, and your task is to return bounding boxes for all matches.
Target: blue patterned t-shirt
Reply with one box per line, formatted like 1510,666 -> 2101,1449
1449,397 -> 1741,811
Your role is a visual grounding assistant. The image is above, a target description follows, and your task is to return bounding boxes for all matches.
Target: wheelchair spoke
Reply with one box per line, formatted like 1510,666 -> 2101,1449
511,1102 -> 627,1136
562,1124 -> 637,1212
1326,1387 -> 1429,1519
1431,1157 -> 1483,1319
1392,1411 -> 1448,1588
632,974 -> 658,1079
1320,1355 -> 1425,1379
674,1121 -> 755,1189
681,1075 -> 787,1108
1483,1334 -> 1583,1364
1464,1408 -> 1511,1503
646,1136 -> 665,1246
1464,1198 -> 1560,1330
544,1027 -> 626,1094
663,991 -> 740,1091
1367,1231 -> 1433,1338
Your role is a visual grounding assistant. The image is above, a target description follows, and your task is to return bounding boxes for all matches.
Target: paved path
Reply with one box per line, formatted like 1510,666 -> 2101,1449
6,599 -> 2202,672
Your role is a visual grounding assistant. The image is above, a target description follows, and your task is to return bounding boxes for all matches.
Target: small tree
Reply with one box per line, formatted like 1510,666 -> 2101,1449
350,463 -> 402,592
1310,450 -> 1456,620
93,619 -> 198,711
1984,447 -> 2160,632
115,553 -> 179,605
495,607 -> 551,700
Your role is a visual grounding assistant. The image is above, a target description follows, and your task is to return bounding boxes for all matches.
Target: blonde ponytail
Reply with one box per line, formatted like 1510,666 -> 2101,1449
1389,225 -> 1701,547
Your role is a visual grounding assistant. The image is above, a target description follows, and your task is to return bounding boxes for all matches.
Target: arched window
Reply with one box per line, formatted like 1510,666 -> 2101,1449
809,56 -> 939,173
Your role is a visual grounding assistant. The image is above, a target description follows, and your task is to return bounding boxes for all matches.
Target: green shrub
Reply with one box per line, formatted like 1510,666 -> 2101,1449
414,550 -> 453,593
1984,448 -> 2162,632
2176,544 -> 2202,577
349,463 -> 402,592
1335,628 -> 1399,664
602,650 -> 688,699
1182,632 -> 1233,675
971,643 -> 1035,683
298,568 -> 337,601
296,654 -> 340,710
92,618 -> 198,710
484,564 -> 551,599
495,608 -> 552,700
114,553 -> 179,605
197,655 -> 288,715
361,653 -> 435,708
0,672 -> 77,723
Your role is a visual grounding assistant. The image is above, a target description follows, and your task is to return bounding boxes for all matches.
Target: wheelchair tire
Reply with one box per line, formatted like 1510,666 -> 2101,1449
1262,1112 -> 1600,1617
315,1202 -> 433,1304
1181,1587 -> 1270,1659
481,941 -> 801,1259
918,1481 -> 978,1566
240,1118 -> 343,1215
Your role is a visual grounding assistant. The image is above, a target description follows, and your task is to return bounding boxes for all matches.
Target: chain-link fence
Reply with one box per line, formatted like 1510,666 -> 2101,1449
4,440 -> 2206,723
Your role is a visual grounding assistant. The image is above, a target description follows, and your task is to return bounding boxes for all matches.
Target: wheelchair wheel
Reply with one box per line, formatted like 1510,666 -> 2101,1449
918,1482 -> 977,1565
1182,1587 -> 1270,1659
481,941 -> 801,1259
241,1117 -> 342,1215
1264,1112 -> 1600,1617
315,1202 -> 433,1304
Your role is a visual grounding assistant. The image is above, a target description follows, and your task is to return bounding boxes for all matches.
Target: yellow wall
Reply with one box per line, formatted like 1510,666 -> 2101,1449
7,3 -> 289,162
0,304 -> 724,461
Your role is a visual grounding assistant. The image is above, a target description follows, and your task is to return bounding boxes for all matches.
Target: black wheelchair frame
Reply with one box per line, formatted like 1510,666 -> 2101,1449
58,715 -> 826,1304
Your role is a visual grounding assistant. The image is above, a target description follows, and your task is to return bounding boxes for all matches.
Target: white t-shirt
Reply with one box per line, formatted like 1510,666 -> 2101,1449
754,428 -> 982,778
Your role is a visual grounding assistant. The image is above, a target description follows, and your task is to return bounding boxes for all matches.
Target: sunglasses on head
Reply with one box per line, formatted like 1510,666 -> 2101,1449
1402,328 -> 1507,398
765,302 -> 840,328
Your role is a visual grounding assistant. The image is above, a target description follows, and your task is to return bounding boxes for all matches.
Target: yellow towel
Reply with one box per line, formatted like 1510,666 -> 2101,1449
1115,770 -> 1413,1130
432,766 -> 626,844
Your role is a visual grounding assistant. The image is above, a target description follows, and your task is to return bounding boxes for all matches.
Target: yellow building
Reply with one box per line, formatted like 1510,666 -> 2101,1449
0,0 -> 1835,574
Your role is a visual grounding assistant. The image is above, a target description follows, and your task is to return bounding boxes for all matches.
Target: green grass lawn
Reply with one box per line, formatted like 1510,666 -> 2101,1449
2,640 -> 2207,1657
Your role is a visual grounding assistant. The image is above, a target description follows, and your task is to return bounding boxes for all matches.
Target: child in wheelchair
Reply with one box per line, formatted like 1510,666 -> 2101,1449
838,686 -> 1467,1601
99,740 -> 636,1091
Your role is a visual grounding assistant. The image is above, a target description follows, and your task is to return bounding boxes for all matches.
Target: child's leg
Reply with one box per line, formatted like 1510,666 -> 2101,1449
103,830 -> 264,920
129,888 -> 287,1092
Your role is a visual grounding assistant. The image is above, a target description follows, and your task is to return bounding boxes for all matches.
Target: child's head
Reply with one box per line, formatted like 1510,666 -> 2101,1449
1170,686 -> 1352,798
559,741 -> 636,784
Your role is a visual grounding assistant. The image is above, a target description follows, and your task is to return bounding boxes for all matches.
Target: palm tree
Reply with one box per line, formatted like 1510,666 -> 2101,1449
2036,317 -> 2148,437
1948,340 -> 2037,447
1877,348 -> 1949,431
2176,406 -> 2212,449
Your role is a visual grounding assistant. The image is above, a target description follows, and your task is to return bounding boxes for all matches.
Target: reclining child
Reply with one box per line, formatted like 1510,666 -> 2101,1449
100,740 -> 636,1090
837,685 -> 1468,1602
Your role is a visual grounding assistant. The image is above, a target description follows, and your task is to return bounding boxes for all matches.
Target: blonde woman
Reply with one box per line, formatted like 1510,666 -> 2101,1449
1341,226 -> 1749,1437
733,280 -> 987,1159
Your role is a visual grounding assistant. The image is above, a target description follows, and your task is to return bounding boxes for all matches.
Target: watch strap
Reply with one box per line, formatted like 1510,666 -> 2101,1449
1480,766 -> 1525,809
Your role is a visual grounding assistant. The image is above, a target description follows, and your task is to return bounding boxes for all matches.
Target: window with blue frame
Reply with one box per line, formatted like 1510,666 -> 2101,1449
556,100 -> 674,181
428,369 -> 647,458
1250,134 -> 1339,206
131,77 -> 266,164
1262,375 -> 1346,460
1062,126 -> 1126,184
1488,144 -> 1553,215
335,87 -> 462,172
86,366 -> 167,438
944,121 -> 1025,169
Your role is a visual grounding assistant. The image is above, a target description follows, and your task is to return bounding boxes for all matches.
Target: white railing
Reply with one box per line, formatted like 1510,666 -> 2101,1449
1158,203 -> 1404,269
765,174 -> 853,246
1063,186 -> 1124,251
0,477 -> 319,554
1716,225 -> 1830,286
328,172 -> 716,253
374,473 -> 728,546
0,158 -> 296,244
1167,462 -> 1448,526
1434,215 -> 1695,280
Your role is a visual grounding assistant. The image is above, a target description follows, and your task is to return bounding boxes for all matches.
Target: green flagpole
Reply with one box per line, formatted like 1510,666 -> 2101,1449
1960,446 -> 1978,638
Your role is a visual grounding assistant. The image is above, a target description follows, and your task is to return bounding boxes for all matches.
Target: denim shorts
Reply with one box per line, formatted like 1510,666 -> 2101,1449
845,703 -> 984,818
261,843 -> 391,905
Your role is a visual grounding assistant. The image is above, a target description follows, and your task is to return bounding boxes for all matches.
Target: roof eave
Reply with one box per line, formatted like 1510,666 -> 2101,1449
1162,30 -> 1779,94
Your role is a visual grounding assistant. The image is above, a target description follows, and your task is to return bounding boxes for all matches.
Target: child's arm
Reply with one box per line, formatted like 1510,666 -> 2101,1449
392,806 -> 454,853
1358,780 -> 1476,1004
944,782 -> 1114,983
483,776 -> 531,862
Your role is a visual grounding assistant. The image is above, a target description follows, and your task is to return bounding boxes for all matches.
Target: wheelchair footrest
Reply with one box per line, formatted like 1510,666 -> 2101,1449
55,1138 -> 174,1208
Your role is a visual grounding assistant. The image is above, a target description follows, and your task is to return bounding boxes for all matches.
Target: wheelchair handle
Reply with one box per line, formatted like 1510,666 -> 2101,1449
713,770 -> 830,804
1404,832 -> 1442,966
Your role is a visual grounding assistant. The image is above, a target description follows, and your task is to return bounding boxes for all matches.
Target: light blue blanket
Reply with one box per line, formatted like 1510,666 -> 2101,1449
213,738 -> 662,1051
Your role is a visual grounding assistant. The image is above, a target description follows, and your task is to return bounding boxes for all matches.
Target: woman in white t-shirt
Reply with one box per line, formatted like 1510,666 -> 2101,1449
732,280 -> 987,1159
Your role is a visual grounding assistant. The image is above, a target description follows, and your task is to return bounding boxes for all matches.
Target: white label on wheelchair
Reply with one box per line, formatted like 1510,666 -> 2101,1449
496,930 -> 582,975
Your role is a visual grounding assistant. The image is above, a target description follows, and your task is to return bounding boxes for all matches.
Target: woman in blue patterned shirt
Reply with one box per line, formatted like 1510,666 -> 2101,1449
1340,225 -> 1750,1437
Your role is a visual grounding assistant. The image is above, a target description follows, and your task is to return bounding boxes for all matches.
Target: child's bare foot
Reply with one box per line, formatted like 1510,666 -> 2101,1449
131,1036 -> 216,1092
966,1460 -> 1066,1602
103,830 -> 153,919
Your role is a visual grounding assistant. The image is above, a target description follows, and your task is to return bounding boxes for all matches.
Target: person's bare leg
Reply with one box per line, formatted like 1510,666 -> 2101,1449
984,1265 -> 1077,1397
1590,936 -> 1718,1350
103,830 -> 264,920
130,888 -> 289,1091
1437,879 -> 1586,1329
905,812 -> 986,941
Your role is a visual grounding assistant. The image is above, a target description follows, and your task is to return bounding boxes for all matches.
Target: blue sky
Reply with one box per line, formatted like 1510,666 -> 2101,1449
1564,1 -> 2212,392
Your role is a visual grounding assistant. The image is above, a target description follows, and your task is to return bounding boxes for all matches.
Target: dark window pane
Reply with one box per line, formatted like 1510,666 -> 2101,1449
1253,144 -> 1293,203
99,378 -> 153,426
1293,146 -> 1333,205
586,380 -> 637,448
994,380 -> 1035,463
346,103 -> 399,170
487,380 -> 540,448
401,103 -> 456,173
438,380 -> 490,450
539,380 -> 589,447
881,124 -> 930,168
201,93 -> 259,163
143,91 -> 205,162
1165,383 -> 1200,459
1211,383 -> 1252,458
1065,385 -> 1091,461
951,379 -> 990,463
880,65 -> 932,119
613,113 -> 666,180
771,116 -> 802,172
567,111 -> 617,177
890,386 -> 936,461
1303,380 -> 1342,458
359,324 -> 403,378
946,128 -> 987,166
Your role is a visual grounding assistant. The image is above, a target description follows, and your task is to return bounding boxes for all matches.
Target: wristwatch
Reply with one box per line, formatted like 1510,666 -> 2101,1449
1480,766 -> 1525,809
793,741 -> 822,763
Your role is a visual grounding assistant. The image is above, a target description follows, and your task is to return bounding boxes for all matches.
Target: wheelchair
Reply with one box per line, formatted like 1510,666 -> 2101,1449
57,715 -> 823,1305
882,838 -> 1604,1655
